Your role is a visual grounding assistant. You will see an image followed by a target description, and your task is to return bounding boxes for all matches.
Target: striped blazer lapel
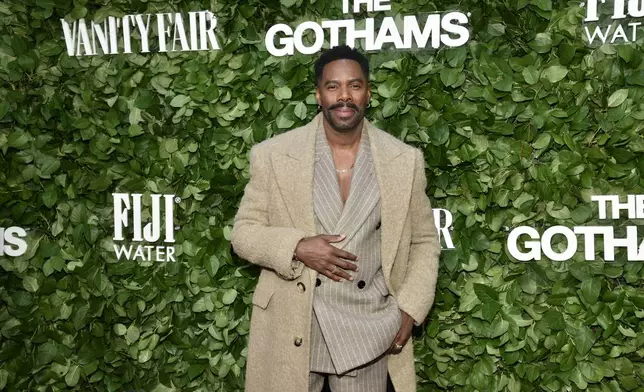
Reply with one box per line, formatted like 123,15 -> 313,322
313,124 -> 343,235
333,127 -> 379,244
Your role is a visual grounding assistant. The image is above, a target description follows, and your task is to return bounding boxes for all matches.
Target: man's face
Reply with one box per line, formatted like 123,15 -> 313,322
316,59 -> 371,132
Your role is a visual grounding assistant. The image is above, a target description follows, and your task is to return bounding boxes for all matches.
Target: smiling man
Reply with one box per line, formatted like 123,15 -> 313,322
231,45 -> 441,392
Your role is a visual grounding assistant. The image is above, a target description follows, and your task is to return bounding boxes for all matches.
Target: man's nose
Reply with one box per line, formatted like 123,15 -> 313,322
338,85 -> 352,102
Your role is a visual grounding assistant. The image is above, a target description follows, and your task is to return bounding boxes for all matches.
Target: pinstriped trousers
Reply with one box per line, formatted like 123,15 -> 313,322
308,354 -> 389,392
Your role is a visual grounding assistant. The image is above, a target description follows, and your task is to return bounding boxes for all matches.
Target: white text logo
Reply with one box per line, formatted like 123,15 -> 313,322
61,11 -> 219,57
113,193 -> 178,262
508,195 -> 644,261
583,0 -> 644,45
0,227 -> 28,257
266,0 -> 470,56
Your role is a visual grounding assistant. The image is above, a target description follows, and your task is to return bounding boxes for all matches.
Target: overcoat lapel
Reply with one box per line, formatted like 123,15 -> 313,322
270,121 -> 317,236
367,122 -> 415,281
270,115 -> 318,289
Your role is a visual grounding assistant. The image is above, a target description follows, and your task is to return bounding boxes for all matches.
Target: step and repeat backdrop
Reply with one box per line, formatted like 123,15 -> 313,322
1,0 -> 643,390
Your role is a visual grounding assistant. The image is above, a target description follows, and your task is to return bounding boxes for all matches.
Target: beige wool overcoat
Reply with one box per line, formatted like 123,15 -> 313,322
231,113 -> 441,392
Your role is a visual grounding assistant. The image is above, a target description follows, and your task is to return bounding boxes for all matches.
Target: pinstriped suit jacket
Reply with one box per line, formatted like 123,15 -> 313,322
309,121 -> 401,375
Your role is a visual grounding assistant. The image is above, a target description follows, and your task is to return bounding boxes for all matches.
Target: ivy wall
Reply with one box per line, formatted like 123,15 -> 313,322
0,0 -> 643,391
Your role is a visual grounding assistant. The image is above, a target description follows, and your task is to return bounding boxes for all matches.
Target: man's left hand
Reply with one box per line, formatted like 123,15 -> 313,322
388,310 -> 414,355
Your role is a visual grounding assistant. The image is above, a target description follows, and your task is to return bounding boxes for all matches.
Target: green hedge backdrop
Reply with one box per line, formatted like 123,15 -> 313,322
1,0 -> 644,390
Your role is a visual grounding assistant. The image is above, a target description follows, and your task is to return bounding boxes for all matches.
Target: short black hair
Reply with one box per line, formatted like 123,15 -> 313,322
314,45 -> 370,86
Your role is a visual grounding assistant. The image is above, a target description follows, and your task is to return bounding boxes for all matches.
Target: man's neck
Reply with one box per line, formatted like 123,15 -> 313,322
322,118 -> 364,151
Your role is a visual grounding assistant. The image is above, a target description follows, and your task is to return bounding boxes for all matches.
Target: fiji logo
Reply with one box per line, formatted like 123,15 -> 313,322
582,0 -> 644,45
112,193 -> 178,262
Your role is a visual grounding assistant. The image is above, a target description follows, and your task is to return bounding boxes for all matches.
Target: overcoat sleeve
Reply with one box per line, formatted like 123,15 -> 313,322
231,145 -> 308,280
395,148 -> 441,325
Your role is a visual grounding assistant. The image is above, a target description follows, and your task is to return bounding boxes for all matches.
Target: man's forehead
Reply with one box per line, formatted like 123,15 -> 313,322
321,59 -> 366,80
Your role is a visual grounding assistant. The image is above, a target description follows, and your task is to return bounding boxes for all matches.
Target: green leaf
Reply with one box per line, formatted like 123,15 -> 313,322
542,65 -> 568,83
568,323 -> 596,355
37,342 -> 58,364
0,103 -> 9,120
128,124 -> 144,137
294,102 -> 307,120
280,0 -> 297,7
42,185 -> 58,208
170,95 -> 191,107
543,309 -> 565,330
22,276 -> 39,292
164,139 -> 179,153
192,296 -> 207,312
532,133 -> 551,149
114,323 -> 127,336
205,255 -> 220,277
382,100 -> 398,118
607,89 -> 628,107
65,364 -> 80,387
8,130 -> 31,149
274,86 -> 292,100
222,289 -> 238,305
138,349 -> 153,363
0,369 -> 8,389
378,77 -> 404,98
126,325 -> 140,345
617,325 -> 636,338
531,0 -> 552,11
440,68 -> 459,87
530,33 -> 552,53
522,66 -> 541,85
474,283 -> 499,302
580,278 -> 601,305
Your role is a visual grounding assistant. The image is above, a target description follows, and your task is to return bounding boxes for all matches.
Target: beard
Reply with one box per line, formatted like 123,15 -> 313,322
321,102 -> 365,132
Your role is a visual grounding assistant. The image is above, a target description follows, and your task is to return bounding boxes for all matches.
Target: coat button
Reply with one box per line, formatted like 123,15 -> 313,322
294,336 -> 303,347
297,282 -> 306,292
357,280 -> 366,289
315,278 -> 321,287
376,221 -> 381,230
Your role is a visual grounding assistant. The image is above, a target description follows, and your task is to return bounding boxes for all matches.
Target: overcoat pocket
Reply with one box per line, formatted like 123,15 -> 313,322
251,279 -> 275,310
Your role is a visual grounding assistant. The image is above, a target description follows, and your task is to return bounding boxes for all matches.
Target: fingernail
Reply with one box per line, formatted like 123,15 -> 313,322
349,276 -> 354,281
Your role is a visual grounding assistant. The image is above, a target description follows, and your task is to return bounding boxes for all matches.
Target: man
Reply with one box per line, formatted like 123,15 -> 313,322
231,45 -> 440,392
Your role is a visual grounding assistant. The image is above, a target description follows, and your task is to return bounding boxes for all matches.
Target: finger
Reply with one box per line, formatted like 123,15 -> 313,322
322,234 -> 346,243
333,268 -> 354,282
332,247 -> 359,261
333,257 -> 358,272
326,263 -> 353,281
323,268 -> 343,282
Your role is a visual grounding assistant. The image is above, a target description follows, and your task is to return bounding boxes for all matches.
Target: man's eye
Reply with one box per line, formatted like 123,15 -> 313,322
328,85 -> 337,90
351,84 -> 361,89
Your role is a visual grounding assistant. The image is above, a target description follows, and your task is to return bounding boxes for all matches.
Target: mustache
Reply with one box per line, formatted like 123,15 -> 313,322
328,102 -> 360,111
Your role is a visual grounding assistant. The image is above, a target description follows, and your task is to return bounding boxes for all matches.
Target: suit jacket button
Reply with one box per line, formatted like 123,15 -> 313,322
376,221 -> 381,230
315,278 -> 321,287
294,336 -> 303,347
297,282 -> 306,292
357,280 -> 366,289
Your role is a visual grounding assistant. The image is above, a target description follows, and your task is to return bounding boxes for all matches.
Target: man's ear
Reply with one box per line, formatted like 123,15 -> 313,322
315,87 -> 321,106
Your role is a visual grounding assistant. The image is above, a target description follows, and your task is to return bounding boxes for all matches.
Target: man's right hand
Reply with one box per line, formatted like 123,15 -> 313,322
294,234 -> 358,282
